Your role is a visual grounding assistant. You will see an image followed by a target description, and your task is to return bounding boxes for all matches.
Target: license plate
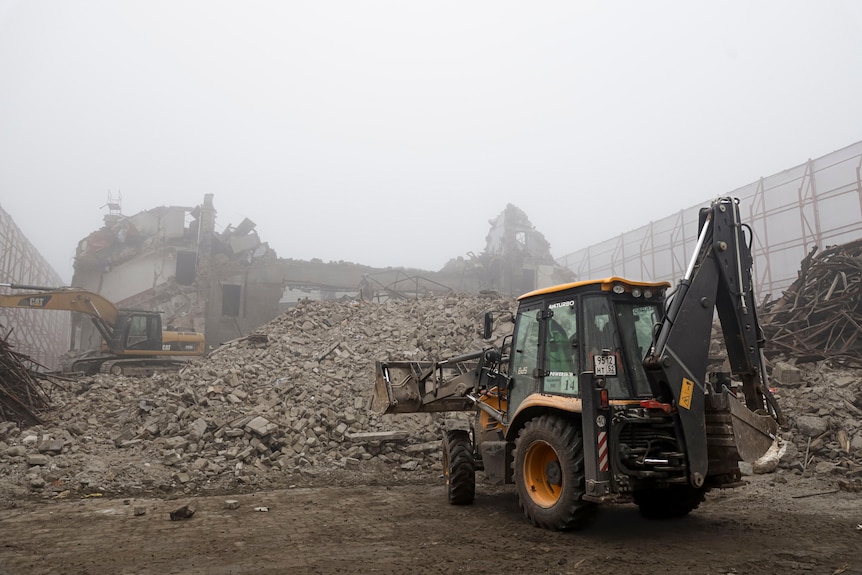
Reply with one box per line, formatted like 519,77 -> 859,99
594,354 -> 617,376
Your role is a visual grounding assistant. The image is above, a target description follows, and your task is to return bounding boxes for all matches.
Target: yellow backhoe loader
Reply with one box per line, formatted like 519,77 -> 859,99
373,197 -> 783,530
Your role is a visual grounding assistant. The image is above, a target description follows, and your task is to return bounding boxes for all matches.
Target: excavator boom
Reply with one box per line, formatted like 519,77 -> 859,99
0,283 -> 118,325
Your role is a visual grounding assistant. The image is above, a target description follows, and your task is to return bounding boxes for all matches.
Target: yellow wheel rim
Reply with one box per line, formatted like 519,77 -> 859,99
523,440 -> 562,508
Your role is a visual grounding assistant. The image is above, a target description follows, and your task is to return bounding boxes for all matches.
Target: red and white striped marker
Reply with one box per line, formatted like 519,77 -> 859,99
597,431 -> 609,472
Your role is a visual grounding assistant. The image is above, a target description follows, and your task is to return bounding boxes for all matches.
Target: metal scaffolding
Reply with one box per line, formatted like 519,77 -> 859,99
557,140 -> 862,301
0,204 -> 68,370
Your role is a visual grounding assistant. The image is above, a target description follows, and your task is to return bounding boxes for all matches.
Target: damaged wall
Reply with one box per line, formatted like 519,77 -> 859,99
442,203 -> 574,295
69,196 -> 568,359
71,194 -> 277,352
71,195 -> 464,354
71,196 -> 217,353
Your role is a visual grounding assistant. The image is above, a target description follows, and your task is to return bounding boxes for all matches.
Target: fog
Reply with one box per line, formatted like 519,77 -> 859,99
1,1 -> 861,284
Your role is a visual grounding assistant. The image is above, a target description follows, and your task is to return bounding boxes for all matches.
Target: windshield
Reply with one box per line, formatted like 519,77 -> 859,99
583,296 -> 661,398
615,301 -> 661,397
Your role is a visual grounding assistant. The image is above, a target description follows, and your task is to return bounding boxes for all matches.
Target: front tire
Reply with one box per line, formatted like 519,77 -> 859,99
442,430 -> 475,505
513,414 -> 596,530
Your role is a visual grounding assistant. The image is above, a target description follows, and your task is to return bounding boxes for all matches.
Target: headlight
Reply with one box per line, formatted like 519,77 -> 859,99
612,284 -> 625,294
632,288 -> 642,298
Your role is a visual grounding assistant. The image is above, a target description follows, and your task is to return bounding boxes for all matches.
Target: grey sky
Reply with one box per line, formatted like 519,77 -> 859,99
2,1 -> 861,284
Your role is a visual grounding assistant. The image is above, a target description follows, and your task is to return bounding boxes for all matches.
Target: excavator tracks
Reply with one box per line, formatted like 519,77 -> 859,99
99,358 -> 187,377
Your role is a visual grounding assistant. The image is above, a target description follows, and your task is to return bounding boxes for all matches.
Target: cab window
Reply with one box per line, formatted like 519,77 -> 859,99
126,314 -> 161,350
543,301 -> 579,395
508,306 -> 541,412
582,296 -> 630,398
127,315 -> 149,347
615,302 -> 661,396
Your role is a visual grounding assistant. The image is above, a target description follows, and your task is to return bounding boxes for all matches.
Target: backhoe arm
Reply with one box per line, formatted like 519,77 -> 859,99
644,197 -> 781,486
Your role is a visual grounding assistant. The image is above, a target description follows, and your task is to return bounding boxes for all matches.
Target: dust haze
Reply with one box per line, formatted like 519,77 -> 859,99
1,0 -> 861,282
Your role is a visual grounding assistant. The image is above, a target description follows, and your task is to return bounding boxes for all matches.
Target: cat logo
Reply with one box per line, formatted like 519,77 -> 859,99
20,296 -> 51,307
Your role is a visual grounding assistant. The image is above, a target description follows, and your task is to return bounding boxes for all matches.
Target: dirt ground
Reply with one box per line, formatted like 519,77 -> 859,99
0,473 -> 859,575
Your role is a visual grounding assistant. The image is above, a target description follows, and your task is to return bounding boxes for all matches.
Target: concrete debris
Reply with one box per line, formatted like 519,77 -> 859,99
0,294 -> 512,500
751,438 -> 785,474
773,360 -> 862,480
169,504 -> 195,521
0,291 -> 859,501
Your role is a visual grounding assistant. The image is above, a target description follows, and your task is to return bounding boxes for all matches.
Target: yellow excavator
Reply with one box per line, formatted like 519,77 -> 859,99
0,283 -> 205,375
374,197 -> 783,530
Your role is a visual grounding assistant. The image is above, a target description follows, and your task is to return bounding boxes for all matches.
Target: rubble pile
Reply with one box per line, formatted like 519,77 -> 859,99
0,288 -> 859,501
0,327 -> 50,427
762,238 -> 862,367
769,360 -> 862,483
0,294 -> 514,499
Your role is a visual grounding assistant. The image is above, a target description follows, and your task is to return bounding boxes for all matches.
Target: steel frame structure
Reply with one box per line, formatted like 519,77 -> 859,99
557,141 -> 862,301
0,205 -> 68,370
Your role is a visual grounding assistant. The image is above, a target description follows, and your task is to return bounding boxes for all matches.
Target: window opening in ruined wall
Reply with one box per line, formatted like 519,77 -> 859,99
222,284 -> 241,317
175,251 -> 197,285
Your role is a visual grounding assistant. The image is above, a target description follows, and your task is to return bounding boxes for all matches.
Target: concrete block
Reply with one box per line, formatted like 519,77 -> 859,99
245,416 -> 277,437
348,431 -> 409,443
27,454 -> 49,466
37,439 -> 64,454
188,418 -> 208,442
795,415 -> 829,438
773,362 -> 802,387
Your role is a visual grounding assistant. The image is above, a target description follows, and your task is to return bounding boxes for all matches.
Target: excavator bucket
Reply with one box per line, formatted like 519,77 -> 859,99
725,390 -> 780,462
372,359 -> 479,414
705,387 -> 780,480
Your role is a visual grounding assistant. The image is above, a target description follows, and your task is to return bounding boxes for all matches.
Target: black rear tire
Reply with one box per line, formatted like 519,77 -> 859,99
634,485 -> 708,519
442,430 -> 475,505
513,414 -> 596,530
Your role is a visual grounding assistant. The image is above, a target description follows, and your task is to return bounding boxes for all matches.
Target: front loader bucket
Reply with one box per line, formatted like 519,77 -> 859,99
372,360 -> 478,414
372,361 -> 429,414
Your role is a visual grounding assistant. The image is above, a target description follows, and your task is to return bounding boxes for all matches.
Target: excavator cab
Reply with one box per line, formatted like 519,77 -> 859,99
106,310 -> 206,356
109,311 -> 164,352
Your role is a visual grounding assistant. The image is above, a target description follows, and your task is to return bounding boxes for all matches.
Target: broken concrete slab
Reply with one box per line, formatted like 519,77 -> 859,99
347,431 -> 409,443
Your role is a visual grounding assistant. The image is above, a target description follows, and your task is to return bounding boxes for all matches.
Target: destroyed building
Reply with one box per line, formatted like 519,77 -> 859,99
71,194 -> 376,353
442,203 -> 575,295
68,196 -> 573,359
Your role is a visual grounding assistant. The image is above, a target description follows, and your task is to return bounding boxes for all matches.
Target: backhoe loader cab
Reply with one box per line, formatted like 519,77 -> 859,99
507,279 -> 666,412
374,197 -> 782,531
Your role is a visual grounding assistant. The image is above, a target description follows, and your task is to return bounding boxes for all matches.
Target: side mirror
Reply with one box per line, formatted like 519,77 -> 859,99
483,312 -> 493,340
